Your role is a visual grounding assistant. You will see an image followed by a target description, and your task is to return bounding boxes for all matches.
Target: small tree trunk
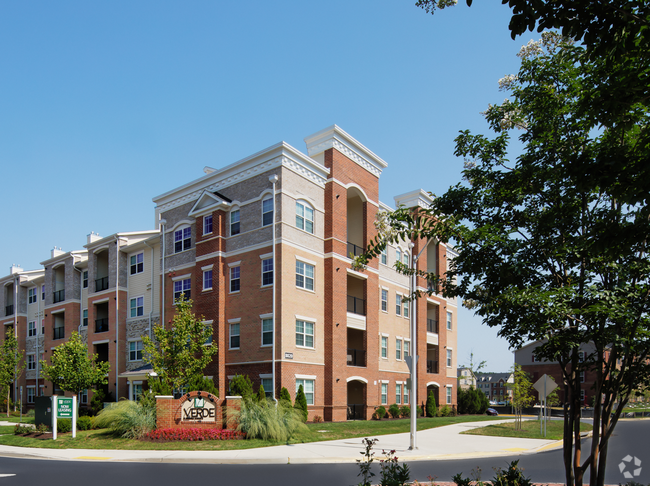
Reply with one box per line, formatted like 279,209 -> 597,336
564,391 -> 574,486
573,395 -> 583,486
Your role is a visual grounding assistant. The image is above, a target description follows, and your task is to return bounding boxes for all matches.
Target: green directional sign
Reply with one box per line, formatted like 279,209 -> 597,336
57,398 -> 73,418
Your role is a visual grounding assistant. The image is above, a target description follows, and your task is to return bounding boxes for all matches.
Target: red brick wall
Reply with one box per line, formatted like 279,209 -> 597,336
155,392 -> 241,430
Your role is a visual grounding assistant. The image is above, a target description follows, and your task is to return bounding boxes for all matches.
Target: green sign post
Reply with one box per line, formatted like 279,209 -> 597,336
57,398 -> 73,418
52,395 -> 77,440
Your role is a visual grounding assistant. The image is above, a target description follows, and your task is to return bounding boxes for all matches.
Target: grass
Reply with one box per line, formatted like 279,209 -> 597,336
462,418 -> 591,441
0,415 -> 504,451
2,416 -> 35,424
0,425 -> 16,434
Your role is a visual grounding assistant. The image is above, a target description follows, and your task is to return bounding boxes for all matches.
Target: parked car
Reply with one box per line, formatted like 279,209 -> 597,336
486,408 -> 499,416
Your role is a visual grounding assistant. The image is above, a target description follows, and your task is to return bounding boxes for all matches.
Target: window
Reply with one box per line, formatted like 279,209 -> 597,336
262,318 -> 273,346
403,299 -> 409,318
381,336 -> 388,358
403,252 -> 409,265
578,351 -> 585,362
396,339 -> 402,360
203,270 -> 213,290
28,288 -> 37,304
204,214 -> 213,235
446,387 -> 452,404
174,227 -> 192,253
27,354 -> 36,370
83,271 -> 88,288
262,258 -> 273,286
174,279 -> 191,302
262,198 -> 273,226
261,378 -> 273,398
404,384 -> 409,405
133,384 -> 143,402
41,285 -> 45,301
580,389 -> 585,403
296,379 -> 314,405
404,340 -> 410,358
396,384 -> 402,405
296,261 -> 314,291
204,323 -> 213,345
230,266 -> 240,292
446,311 -> 452,330
381,247 -> 387,265
296,201 -> 314,233
129,340 -> 143,361
28,321 -> 36,337
381,289 -> 388,312
130,253 -> 144,275
130,296 -> 144,317
78,389 -> 88,404
27,387 -> 35,404
296,320 -> 314,348
396,295 -> 402,316
41,319 -> 44,335
381,383 -> 388,405
580,371 -> 585,383
229,323 -> 240,349
230,210 -> 240,236
396,248 -> 401,263
447,349 -> 452,367
83,309 -> 88,327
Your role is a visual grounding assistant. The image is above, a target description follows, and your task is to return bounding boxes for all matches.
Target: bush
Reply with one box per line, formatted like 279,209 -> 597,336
90,389 -> 113,416
257,384 -> 267,403
279,387 -> 292,406
399,406 -> 411,418
457,386 -> 488,415
373,406 -> 387,420
77,416 -> 93,431
426,390 -> 437,417
312,415 -> 323,423
388,403 -> 401,418
234,400 -> 307,441
492,460 -> 533,486
438,405 -> 451,417
145,427 -> 245,442
36,423 -> 49,433
186,375 -> 219,397
57,419 -> 72,433
93,399 -> 155,439
229,375 -> 254,401
14,424 -> 32,435
294,385 -> 308,422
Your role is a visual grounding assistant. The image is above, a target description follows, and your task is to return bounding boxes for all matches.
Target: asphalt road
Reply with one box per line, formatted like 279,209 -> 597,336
0,420 -> 647,486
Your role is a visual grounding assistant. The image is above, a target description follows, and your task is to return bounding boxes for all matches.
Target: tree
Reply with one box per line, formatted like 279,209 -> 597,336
142,297 -> 218,394
40,331 -> 110,399
257,384 -> 266,404
354,33 -> 650,486
425,389 -> 437,417
279,386 -> 292,406
187,375 -> 219,397
229,374 -> 254,402
510,365 -> 534,431
0,329 -> 25,417
294,384 -> 308,422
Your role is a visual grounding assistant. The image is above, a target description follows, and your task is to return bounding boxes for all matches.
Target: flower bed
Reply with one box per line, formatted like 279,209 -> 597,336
144,427 -> 246,442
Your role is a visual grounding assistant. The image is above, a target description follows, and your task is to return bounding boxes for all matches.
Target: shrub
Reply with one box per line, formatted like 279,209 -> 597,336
57,419 -> 72,433
399,406 -> 411,418
234,400 -> 307,441
294,385 -> 308,422
229,374 -> 254,402
93,399 -> 155,439
438,405 -> 451,417
312,415 -> 323,423
145,427 -> 245,442
36,423 -> 49,433
257,384 -> 266,403
279,387 -> 292,406
90,389 -> 113,416
379,448 -> 411,486
77,416 -> 93,431
388,403 -> 401,419
426,390 -> 437,417
492,460 -> 533,486
14,424 -> 32,435
457,387 -> 489,415
187,375 -> 219,397
373,406 -> 387,420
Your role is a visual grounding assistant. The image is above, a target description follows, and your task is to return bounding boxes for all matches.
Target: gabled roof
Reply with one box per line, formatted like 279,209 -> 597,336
188,190 -> 232,217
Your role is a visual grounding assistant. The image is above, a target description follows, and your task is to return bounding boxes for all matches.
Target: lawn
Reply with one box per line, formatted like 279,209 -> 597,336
0,415 -> 504,451
462,418 -> 591,441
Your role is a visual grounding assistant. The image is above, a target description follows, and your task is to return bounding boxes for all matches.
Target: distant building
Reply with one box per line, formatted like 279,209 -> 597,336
476,372 -> 514,402
457,367 -> 476,390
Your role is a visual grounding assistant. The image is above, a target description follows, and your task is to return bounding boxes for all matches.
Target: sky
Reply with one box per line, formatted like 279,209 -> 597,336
0,0 -> 537,372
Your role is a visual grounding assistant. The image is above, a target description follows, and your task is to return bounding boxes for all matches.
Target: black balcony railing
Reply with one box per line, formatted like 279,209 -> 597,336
5,305 -> 13,317
95,277 -> 109,292
427,319 -> 438,333
53,289 -> 65,303
53,327 -> 64,340
347,242 -> 364,258
95,318 -> 109,333
347,295 -> 366,316
347,348 -> 367,367
427,360 -> 439,374
347,403 -> 365,420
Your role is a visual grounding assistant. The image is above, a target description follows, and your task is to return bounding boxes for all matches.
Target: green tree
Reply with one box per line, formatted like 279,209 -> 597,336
425,389 -> 437,417
0,329 -> 25,417
186,375 -> 219,397
279,386 -> 292,406
354,32 -> 649,486
229,374 -> 254,402
257,384 -> 266,404
142,297 -> 218,393
294,384 -> 308,422
510,365 -> 534,431
40,331 -> 110,399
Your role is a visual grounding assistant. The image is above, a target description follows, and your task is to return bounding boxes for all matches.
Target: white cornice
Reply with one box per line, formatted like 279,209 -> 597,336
394,189 -> 433,209
304,125 -> 388,178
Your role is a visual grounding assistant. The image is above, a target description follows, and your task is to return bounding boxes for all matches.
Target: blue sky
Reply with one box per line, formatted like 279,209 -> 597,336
0,1 -> 535,372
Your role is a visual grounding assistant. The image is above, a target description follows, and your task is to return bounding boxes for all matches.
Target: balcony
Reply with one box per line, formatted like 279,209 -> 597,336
5,305 -> 13,317
347,242 -> 364,258
347,295 -> 365,316
53,327 -> 64,340
53,290 -> 65,304
427,360 -> 439,374
347,348 -> 366,367
95,277 -> 109,292
95,318 -> 109,333
427,319 -> 438,334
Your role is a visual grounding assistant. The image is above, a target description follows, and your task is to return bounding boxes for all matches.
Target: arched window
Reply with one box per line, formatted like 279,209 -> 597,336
296,201 -> 314,234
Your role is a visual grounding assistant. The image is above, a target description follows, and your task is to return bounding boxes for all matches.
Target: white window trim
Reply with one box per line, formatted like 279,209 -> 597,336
129,295 -> 145,318
173,225 -> 192,254
128,339 -> 144,362
203,214 -> 213,235
261,317 -> 273,348
295,319 -> 315,349
259,252 -> 273,259
229,265 -> 241,294
262,196 -> 274,227
230,207 -> 241,237
380,288 -> 388,313
26,353 -> 36,370
380,335 -> 388,360
228,260 -> 242,268
295,200 -> 315,234
203,269 -> 213,291
171,273 -> 192,282
229,322 -> 241,350
261,257 -> 273,288
296,260 -> 315,292
201,264 -> 214,271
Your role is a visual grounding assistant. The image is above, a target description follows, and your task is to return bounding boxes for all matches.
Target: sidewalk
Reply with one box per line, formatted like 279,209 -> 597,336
0,418 -> 560,464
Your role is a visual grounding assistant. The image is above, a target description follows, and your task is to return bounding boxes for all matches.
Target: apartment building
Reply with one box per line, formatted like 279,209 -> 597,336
475,372 -> 514,403
2,125 -> 458,421
153,125 -> 458,421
